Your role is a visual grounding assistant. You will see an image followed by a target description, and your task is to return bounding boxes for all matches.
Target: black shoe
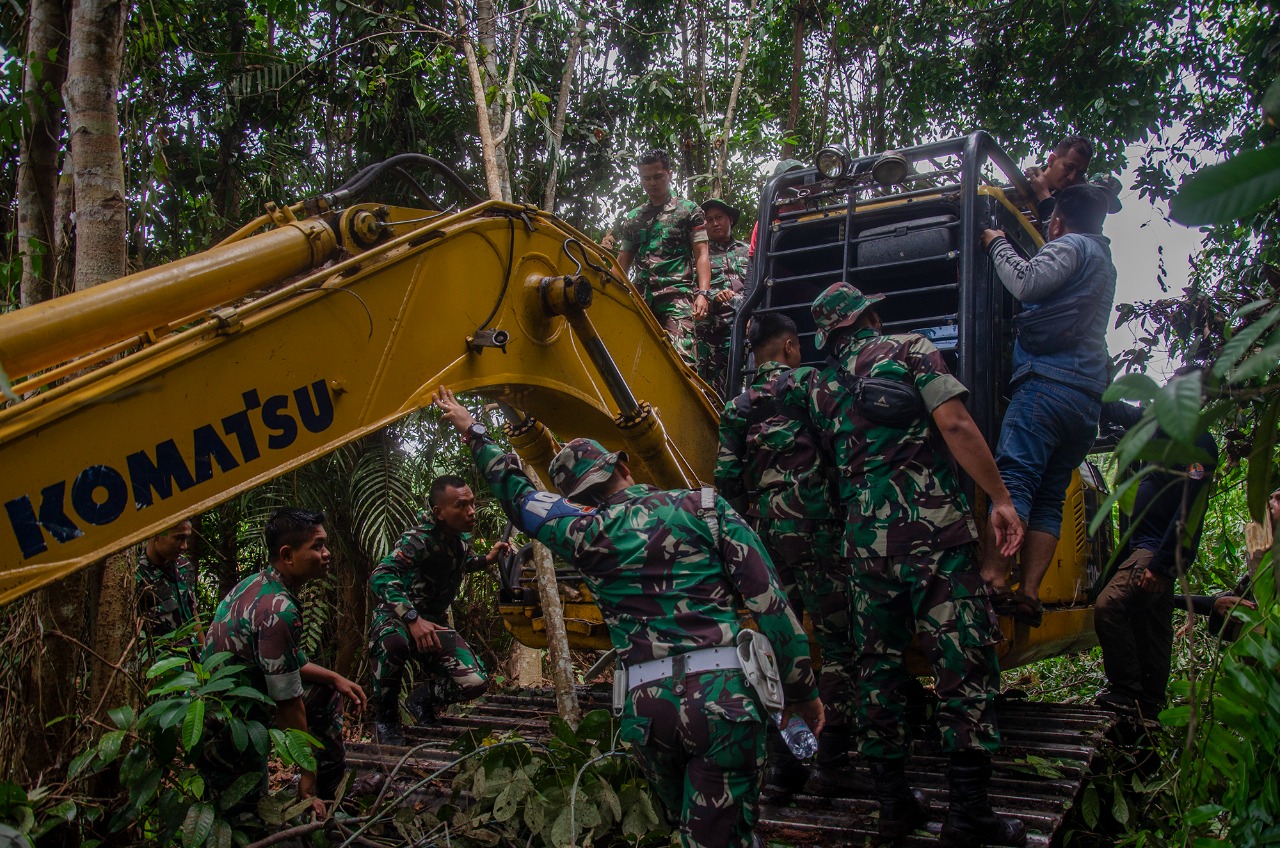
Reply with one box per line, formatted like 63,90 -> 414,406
804,728 -> 873,797
405,684 -> 440,726
762,724 -> 809,800
375,720 -> 405,747
939,752 -> 1026,848
868,758 -> 928,842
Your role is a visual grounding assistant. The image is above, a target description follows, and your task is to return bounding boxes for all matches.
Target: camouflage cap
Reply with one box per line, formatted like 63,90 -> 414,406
549,438 -> 628,499
811,282 -> 884,350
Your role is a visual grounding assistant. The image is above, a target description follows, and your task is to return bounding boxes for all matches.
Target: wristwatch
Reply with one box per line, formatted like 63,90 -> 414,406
695,291 -> 710,299
404,609 -> 420,623
466,423 -> 489,441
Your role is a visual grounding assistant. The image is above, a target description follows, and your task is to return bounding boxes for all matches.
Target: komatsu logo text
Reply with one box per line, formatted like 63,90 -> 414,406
4,380 -> 335,559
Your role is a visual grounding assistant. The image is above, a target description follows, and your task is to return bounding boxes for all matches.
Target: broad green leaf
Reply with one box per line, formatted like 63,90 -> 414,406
1247,395 -> 1280,523
132,766 -> 163,808
96,730 -> 126,764
246,721 -> 269,756
1158,705 -> 1191,727
492,780 -> 520,822
1152,371 -> 1202,446
212,820 -> 232,848
1212,304 -> 1280,378
182,700 -> 206,751
1264,74 -> 1280,126
219,772 -> 263,812
1226,328 -> 1280,384
226,686 -> 273,705
181,802 -> 215,848
523,794 -> 547,834
108,705 -> 135,731
1111,783 -> 1131,826
1081,784 -> 1099,828
282,729 -> 317,772
1170,145 -> 1280,226
147,656 -> 191,679
1103,372 -> 1159,403
68,747 -> 98,781
230,719 -> 248,753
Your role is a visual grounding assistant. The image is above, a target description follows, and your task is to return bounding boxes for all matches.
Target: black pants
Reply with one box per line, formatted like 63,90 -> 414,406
1094,548 -> 1174,713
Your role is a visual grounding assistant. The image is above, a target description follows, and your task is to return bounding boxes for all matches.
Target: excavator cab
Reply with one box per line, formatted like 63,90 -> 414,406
729,131 -> 1111,665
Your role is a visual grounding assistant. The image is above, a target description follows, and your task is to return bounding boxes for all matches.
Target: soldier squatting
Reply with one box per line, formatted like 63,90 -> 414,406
126,142 -> 1246,848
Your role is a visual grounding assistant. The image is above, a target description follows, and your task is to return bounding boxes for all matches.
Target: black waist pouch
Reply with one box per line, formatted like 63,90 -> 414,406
1013,291 -> 1098,355
830,358 -> 927,427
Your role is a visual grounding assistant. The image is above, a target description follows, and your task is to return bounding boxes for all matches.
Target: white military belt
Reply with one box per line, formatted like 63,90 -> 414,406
626,646 -> 742,690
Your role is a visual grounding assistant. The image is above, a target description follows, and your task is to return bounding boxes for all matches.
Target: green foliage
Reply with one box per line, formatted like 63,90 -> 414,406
0,633 -> 325,846
1170,145 -> 1280,226
445,709 -> 669,848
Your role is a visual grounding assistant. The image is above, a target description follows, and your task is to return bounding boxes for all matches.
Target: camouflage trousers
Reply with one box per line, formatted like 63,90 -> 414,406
756,518 -> 854,729
650,292 -> 698,369
694,311 -> 733,396
620,668 -> 765,848
849,543 -> 1002,759
200,683 -> 347,805
368,613 -> 488,712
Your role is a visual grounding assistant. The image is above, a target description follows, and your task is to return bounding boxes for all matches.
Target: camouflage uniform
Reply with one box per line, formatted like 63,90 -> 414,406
715,360 -> 852,728
617,196 -> 708,368
368,512 -> 489,716
695,238 -> 749,395
467,432 -> 817,848
136,547 -> 199,645
200,566 -> 347,800
808,310 -> 1001,761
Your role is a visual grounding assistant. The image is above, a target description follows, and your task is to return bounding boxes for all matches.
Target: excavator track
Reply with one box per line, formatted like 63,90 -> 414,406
343,688 -> 1116,846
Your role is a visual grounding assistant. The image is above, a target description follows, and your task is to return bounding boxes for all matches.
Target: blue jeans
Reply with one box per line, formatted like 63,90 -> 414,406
995,376 -> 1100,536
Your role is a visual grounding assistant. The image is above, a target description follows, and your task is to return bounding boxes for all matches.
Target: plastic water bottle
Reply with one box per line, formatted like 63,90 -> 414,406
772,712 -> 819,761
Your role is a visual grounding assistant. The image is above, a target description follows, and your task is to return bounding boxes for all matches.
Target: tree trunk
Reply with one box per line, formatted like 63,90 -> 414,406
52,155 -> 75,296
712,0 -> 758,198
456,0 -> 505,202
64,0 -> 127,291
517,459 -> 580,727
781,0 -> 806,160
211,0 -> 249,234
87,551 -> 138,720
17,0 -> 69,307
542,6 -> 587,212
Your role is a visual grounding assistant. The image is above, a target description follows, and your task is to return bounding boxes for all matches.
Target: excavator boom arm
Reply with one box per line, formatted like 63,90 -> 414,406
0,201 -> 720,603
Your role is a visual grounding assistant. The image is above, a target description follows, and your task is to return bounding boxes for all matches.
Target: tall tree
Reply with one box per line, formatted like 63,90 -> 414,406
64,0 -> 126,290
16,0 -> 68,307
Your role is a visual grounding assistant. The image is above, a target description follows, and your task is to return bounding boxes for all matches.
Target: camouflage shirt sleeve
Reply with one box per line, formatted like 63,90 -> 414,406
369,520 -> 429,619
715,497 -> 818,703
470,438 -> 589,564
686,202 -> 709,245
255,596 -> 306,702
903,335 -> 968,412
714,396 -> 751,509
616,208 -> 641,254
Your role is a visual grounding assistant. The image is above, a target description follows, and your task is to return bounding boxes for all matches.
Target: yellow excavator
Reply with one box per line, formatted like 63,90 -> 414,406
0,134 -> 1107,672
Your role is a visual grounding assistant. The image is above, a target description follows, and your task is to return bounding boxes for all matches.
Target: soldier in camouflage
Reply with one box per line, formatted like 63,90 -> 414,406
694,199 -> 750,396
617,149 -> 712,369
807,283 -> 1027,847
368,478 -> 509,745
432,386 -> 823,848
136,519 -> 202,650
200,508 -> 366,815
715,312 -> 862,798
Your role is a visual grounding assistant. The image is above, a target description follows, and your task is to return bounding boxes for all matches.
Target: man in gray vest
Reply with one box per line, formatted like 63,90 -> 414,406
978,184 -> 1116,626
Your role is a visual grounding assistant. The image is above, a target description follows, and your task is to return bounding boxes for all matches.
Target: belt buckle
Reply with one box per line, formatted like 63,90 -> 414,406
672,653 -> 687,696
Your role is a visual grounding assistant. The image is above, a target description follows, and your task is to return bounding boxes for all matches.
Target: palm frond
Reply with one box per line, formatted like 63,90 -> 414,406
349,440 -> 426,560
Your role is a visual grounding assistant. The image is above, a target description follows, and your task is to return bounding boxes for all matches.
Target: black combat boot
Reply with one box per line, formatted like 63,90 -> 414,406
868,758 -> 928,843
374,696 -> 405,746
939,751 -> 1027,848
406,682 -> 441,727
804,726 -> 872,796
761,723 -> 809,799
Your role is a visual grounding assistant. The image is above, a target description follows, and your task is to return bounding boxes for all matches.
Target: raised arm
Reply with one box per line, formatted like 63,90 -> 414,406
982,232 -> 1080,303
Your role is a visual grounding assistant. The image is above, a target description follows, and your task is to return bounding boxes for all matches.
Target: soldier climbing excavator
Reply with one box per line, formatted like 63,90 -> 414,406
0,132 -> 1117,841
